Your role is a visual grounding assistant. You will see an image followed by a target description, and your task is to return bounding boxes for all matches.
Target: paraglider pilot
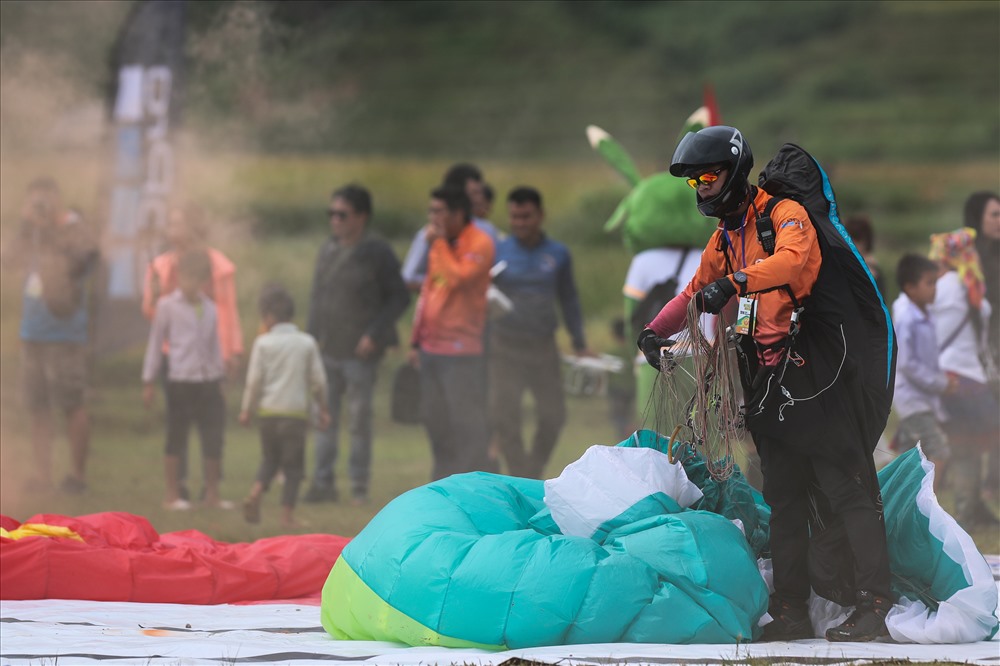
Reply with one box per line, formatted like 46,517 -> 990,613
638,126 -> 894,642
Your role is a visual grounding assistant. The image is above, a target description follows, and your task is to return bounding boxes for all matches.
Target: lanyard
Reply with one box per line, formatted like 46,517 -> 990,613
721,218 -> 747,270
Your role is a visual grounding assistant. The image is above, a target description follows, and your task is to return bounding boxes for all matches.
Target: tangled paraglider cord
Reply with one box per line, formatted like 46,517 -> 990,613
642,299 -> 745,481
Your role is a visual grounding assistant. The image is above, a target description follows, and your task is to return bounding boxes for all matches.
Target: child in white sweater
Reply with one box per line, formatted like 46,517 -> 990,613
239,285 -> 329,527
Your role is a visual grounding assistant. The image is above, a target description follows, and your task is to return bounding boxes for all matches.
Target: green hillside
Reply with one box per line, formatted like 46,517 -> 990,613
0,1 -> 996,286
2,0 -> 998,162
191,0 -> 1000,160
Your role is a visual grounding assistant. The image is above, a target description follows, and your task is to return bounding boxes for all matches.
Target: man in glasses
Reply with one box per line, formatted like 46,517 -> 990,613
636,126 -> 893,643
304,184 -> 409,506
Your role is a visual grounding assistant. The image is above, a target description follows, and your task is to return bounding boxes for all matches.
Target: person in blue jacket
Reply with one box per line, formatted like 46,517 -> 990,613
489,186 -> 591,478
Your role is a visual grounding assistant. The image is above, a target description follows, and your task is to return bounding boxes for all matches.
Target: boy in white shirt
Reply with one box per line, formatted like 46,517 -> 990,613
240,285 -> 329,527
891,253 -> 956,488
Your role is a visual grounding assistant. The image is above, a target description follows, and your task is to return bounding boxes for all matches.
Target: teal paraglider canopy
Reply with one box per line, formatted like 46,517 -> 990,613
321,433 -> 997,648
322,430 -> 769,648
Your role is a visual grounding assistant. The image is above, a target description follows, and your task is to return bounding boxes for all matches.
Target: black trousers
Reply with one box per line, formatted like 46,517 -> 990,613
419,351 -> 491,481
256,417 -> 307,508
755,431 -> 891,605
488,334 -> 566,479
165,380 -> 225,460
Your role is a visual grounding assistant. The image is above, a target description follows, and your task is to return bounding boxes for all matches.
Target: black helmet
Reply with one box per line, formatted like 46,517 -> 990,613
669,125 -> 754,218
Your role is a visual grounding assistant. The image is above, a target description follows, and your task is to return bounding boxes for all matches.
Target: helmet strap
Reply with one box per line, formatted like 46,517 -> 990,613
722,212 -> 743,230
719,185 -> 754,226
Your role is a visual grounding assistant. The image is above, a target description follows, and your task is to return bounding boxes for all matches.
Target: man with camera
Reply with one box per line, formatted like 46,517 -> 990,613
11,177 -> 99,494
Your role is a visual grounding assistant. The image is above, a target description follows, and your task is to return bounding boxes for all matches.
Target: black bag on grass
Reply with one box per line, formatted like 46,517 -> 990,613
391,364 -> 421,425
629,248 -> 690,340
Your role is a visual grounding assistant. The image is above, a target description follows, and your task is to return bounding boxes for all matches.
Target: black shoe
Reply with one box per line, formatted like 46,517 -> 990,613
24,476 -> 53,494
955,498 -> 999,531
59,475 -> 87,495
760,599 -> 813,641
302,485 -> 338,503
825,591 -> 891,642
972,501 -> 1000,528
242,495 -> 261,524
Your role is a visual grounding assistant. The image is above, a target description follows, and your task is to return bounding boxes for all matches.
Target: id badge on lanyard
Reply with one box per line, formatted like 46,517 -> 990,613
723,221 -> 755,336
735,296 -> 756,336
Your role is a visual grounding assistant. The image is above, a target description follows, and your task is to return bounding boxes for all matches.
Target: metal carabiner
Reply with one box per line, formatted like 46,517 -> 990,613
788,306 -> 804,337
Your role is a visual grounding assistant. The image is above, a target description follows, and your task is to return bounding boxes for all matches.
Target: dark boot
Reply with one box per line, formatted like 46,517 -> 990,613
303,484 -> 339,504
825,590 -> 891,642
972,500 -> 1000,528
760,599 -> 813,641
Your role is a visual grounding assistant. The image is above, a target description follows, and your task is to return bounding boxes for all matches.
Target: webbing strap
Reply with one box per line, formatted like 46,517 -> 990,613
753,196 -> 800,312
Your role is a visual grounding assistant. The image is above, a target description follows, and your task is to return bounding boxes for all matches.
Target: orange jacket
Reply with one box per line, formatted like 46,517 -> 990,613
411,223 -> 494,355
142,247 -> 245,362
650,188 -> 822,356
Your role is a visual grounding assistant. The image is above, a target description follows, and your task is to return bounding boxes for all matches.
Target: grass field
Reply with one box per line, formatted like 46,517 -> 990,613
0,150 -> 998,557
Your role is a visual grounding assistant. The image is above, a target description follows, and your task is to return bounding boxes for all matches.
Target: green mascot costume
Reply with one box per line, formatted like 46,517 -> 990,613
587,103 -> 719,426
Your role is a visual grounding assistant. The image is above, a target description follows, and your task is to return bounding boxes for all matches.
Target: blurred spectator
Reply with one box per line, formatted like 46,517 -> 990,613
891,254 -> 954,490
928,229 -> 999,529
623,244 -> 714,431
843,213 -> 886,297
401,163 -> 500,291
239,285 -> 329,527
304,184 -> 409,505
9,177 -> 99,494
142,204 -> 244,501
488,186 -> 590,478
477,181 -> 495,221
142,250 -> 231,511
963,192 -> 1000,372
408,184 -> 494,480
142,205 -> 244,373
962,191 -> 1000,504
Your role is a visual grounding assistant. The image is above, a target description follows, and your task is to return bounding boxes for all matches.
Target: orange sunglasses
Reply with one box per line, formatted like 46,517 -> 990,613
686,168 -> 724,189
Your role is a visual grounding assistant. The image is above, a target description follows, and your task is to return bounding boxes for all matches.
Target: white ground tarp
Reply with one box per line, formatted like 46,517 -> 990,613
2,589 -> 998,666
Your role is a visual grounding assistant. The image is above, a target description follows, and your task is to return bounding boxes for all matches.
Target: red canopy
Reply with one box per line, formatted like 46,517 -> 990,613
0,512 -> 349,604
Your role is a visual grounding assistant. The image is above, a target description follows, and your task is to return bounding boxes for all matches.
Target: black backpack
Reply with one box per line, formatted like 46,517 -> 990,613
746,143 -> 897,450
390,364 -> 422,425
630,248 -> 690,340
753,144 -> 898,605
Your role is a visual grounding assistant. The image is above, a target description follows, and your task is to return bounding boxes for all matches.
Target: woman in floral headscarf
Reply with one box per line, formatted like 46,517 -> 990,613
962,191 -> 1000,507
963,193 -> 1000,360
928,227 -> 999,530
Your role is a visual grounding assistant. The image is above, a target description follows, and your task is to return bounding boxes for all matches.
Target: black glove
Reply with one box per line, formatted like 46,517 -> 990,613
694,277 -> 737,315
637,328 -> 676,372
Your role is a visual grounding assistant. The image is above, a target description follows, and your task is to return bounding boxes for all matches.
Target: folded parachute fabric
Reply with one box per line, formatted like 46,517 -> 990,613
0,522 -> 84,542
617,432 -> 998,644
544,444 -> 704,539
0,511 -> 349,604
878,448 -> 998,643
321,431 -> 770,648
616,429 -> 772,558
322,430 -> 998,648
